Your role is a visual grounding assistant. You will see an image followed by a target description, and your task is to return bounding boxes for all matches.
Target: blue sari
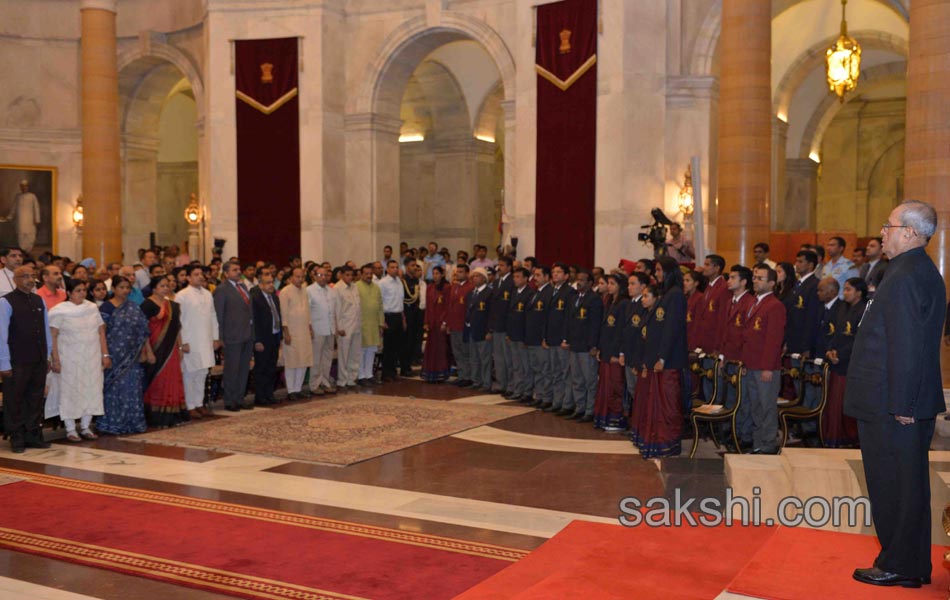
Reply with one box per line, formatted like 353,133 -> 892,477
96,300 -> 149,434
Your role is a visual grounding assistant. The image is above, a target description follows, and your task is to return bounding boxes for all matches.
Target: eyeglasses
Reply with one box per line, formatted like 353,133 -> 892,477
881,223 -> 912,231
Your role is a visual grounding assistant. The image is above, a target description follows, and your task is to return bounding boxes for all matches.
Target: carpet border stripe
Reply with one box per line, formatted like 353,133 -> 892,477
0,467 -> 528,562
0,527 -> 365,600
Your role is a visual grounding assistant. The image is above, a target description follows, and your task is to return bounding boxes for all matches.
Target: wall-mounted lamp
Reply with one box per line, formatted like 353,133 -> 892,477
72,195 -> 84,230
398,133 -> 425,143
184,193 -> 201,226
678,165 -> 694,216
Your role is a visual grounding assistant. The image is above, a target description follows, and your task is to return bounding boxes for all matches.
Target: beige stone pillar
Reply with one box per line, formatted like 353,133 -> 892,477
716,0 -> 771,267
905,0 -> 950,282
80,0 -> 122,263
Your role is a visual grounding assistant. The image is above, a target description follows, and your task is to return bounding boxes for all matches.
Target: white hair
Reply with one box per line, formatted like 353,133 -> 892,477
900,199 -> 938,240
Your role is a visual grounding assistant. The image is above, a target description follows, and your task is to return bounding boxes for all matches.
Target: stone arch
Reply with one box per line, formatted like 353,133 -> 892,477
689,0 -> 908,76
117,42 -> 204,123
773,30 -> 907,118
799,60 -> 907,159
352,12 -> 515,118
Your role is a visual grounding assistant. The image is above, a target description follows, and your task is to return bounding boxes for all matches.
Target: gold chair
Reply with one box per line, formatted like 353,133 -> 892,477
689,360 -> 744,458
779,360 -> 830,450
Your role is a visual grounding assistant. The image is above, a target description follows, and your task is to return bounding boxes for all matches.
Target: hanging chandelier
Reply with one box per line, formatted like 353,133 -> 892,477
825,0 -> 861,102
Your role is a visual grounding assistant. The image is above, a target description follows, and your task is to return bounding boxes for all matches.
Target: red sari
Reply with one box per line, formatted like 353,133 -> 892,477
141,298 -> 187,427
422,283 -> 452,382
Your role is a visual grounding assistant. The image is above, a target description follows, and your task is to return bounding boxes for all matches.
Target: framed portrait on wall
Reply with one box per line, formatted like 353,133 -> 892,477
0,165 -> 56,257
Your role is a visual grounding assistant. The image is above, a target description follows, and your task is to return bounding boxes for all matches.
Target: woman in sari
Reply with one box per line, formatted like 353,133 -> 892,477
631,256 -> 688,458
422,266 -> 452,382
48,279 -> 110,442
822,277 -> 867,448
593,273 -> 629,432
98,276 -> 154,435
141,276 -> 188,427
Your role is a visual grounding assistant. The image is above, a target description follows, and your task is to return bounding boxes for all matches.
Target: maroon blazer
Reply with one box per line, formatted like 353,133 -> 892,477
740,293 -> 786,371
445,280 -> 474,333
695,276 -> 731,353
720,291 -> 756,360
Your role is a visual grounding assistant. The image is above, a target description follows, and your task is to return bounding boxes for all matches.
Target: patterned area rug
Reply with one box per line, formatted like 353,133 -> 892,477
132,394 -> 533,466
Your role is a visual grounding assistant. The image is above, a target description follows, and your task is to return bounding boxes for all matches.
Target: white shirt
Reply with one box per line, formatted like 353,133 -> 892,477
732,290 -> 748,304
0,267 -> 14,297
307,282 -> 336,336
824,298 -> 838,310
333,282 -> 361,334
379,275 -> 405,314
176,285 -> 219,372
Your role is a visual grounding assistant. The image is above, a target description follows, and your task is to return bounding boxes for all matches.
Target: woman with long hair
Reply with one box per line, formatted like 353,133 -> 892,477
774,262 -> 796,307
141,276 -> 188,427
630,256 -> 688,458
822,277 -> 868,448
97,275 -> 154,435
683,269 -> 707,351
86,278 -> 109,307
422,266 -> 452,382
592,273 -> 630,431
47,278 -> 110,441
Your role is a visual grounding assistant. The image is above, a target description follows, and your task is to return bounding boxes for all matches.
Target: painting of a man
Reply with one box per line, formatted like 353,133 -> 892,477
0,167 -> 54,256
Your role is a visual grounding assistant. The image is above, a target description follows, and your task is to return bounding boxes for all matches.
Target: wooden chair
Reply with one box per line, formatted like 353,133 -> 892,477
689,353 -> 720,409
777,353 -> 804,409
779,359 -> 830,450
689,360 -> 744,458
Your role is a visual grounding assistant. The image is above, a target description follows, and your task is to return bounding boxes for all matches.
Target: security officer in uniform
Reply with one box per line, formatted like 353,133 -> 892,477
543,262 -> 577,412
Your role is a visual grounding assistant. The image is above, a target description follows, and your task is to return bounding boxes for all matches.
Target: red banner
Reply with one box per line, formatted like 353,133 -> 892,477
535,0 -> 597,268
235,37 -> 300,263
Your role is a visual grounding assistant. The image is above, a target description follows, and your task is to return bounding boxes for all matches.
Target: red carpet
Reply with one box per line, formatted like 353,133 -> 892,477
0,467 -> 527,600
727,526 -> 950,600
454,519 -> 778,600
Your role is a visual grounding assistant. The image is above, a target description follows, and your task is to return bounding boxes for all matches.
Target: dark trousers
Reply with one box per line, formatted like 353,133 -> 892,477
222,340 -> 253,408
2,361 -> 47,448
403,305 -> 423,369
858,417 -> 935,579
383,313 -> 405,377
253,333 -> 280,401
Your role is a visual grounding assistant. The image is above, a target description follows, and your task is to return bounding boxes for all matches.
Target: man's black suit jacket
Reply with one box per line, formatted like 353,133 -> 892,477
250,288 -> 283,344
844,247 -> 946,421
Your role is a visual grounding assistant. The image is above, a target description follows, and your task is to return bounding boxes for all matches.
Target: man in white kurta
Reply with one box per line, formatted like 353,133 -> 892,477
279,268 -> 313,398
177,266 -> 220,417
2,181 -> 41,253
332,268 -> 362,388
307,266 -> 337,393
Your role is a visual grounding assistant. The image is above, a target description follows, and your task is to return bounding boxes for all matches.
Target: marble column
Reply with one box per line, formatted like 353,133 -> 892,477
783,158 -> 819,232
905,0 -> 950,281
716,0 -> 771,266
80,0 -> 122,263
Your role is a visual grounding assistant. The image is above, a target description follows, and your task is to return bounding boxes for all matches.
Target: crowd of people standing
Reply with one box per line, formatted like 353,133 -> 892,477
0,217 -> 911,457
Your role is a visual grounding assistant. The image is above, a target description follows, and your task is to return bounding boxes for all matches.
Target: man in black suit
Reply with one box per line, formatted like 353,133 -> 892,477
785,250 -> 822,357
858,236 -> 888,295
505,268 -> 532,401
845,200 -> 946,589
250,273 -> 282,405
213,260 -> 255,411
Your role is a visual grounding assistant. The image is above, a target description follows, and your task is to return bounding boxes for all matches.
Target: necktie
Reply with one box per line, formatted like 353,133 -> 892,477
236,282 -> 249,304
265,293 -> 280,331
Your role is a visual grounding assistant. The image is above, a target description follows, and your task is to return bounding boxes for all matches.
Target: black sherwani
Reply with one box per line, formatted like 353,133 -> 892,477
844,246 -> 946,579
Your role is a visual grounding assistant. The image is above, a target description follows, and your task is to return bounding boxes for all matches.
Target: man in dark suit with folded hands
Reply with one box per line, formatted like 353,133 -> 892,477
846,200 -> 946,589
250,273 -> 282,405
214,260 -> 255,411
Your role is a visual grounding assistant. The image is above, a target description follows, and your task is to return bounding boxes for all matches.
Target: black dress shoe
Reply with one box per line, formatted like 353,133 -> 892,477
25,440 -> 51,449
569,412 -> 585,420
11,446 -> 24,454
543,405 -> 559,413
458,380 -> 473,388
502,391 -> 515,399
853,567 -> 925,588
578,415 -> 593,423
556,408 -> 574,416
226,405 -> 240,412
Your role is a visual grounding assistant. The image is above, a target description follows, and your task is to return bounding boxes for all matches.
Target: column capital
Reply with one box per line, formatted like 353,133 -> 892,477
81,0 -> 117,12
344,113 -> 403,136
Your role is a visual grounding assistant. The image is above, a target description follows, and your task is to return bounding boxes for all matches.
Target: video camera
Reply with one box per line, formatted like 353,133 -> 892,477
637,208 -> 674,257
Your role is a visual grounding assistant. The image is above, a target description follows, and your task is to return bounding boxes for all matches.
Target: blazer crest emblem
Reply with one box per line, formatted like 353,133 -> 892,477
753,316 -> 763,331
656,307 -> 665,322
606,315 -> 616,326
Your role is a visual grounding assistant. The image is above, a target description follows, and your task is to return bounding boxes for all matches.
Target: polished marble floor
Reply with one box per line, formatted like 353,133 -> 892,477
2,378 -> 950,599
